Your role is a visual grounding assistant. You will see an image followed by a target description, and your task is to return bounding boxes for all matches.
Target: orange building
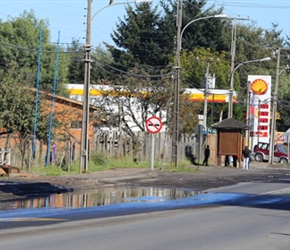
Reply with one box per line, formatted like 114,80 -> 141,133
42,93 -> 98,145
0,92 -> 98,166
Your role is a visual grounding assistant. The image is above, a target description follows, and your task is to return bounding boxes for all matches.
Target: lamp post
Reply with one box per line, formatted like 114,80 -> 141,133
201,58 -> 219,130
196,57 -> 219,130
172,12 -> 228,168
80,0 -> 151,172
228,57 -> 271,119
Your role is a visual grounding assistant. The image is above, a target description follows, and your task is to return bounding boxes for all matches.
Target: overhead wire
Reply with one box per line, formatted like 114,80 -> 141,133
91,55 -> 174,79
0,39 -> 175,79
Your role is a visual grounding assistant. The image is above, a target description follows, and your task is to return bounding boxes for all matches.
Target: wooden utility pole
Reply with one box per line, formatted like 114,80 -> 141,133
228,25 -> 236,118
80,0 -> 92,172
269,47 -> 280,164
172,0 -> 182,168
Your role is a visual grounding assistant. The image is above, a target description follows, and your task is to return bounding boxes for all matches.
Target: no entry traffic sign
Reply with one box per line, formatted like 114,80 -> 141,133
146,116 -> 163,134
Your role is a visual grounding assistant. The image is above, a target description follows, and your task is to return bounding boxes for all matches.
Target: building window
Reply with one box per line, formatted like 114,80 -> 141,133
71,121 -> 82,129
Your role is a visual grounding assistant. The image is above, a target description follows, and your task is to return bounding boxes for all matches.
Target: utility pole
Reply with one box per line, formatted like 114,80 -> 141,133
228,25 -> 236,118
269,47 -> 281,164
228,18 -> 250,118
80,0 -> 150,172
80,0 -> 92,173
172,0 -> 182,168
203,62 -> 209,130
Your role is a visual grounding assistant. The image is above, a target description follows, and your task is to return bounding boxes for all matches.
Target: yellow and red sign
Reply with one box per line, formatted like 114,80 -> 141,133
251,79 -> 268,95
248,75 -> 271,147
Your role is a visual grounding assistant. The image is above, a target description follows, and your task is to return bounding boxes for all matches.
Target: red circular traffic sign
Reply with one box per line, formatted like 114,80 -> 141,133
146,116 -> 163,134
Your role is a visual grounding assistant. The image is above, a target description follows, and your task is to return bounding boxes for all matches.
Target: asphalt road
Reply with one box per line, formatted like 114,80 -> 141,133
1,176 -> 290,249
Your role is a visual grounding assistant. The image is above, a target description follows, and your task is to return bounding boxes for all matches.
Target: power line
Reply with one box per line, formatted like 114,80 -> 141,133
91,55 -> 174,78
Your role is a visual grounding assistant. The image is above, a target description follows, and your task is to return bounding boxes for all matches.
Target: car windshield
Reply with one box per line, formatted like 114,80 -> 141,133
277,145 -> 287,153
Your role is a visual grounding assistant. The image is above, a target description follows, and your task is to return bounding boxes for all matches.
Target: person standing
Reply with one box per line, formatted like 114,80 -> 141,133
202,145 -> 210,166
242,146 -> 251,170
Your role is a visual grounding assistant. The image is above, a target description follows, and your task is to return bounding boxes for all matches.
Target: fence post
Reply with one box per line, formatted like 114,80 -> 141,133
0,148 -> 3,165
5,148 -> 11,165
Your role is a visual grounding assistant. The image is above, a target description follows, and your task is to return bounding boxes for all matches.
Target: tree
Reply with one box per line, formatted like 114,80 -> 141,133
102,0 -> 290,130
105,2 -> 173,76
92,67 -> 173,159
65,39 -> 84,84
179,47 -> 230,125
0,10 -> 69,95
178,93 -> 202,135
66,40 -> 113,84
160,0 -> 227,52
0,63 -> 51,168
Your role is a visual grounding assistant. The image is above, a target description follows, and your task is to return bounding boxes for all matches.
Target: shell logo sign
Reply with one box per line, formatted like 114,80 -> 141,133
250,79 -> 268,95
248,75 -> 271,147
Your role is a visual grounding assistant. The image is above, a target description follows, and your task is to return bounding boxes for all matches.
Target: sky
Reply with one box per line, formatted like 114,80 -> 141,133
0,0 -> 290,48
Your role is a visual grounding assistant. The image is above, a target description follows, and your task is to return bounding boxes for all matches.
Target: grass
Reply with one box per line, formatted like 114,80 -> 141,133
161,157 -> 200,173
22,153 -> 197,176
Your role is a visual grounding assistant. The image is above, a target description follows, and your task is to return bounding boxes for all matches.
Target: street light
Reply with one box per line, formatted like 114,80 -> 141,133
228,57 -> 271,119
196,57 -> 219,130
80,0 -> 151,172
172,12 -> 229,168
179,14 -> 229,50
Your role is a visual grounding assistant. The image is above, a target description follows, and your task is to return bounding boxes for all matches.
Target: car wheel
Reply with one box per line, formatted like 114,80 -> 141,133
255,153 -> 263,162
279,158 -> 288,164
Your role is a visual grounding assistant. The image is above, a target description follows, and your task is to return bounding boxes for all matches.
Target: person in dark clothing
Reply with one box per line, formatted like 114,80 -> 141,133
242,146 -> 251,170
202,145 -> 210,166
225,155 -> 230,166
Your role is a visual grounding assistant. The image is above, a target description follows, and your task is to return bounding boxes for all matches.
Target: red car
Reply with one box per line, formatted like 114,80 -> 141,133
253,142 -> 290,164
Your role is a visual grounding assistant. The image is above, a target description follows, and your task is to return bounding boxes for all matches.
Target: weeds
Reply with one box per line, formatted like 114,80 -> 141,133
24,153 -> 195,176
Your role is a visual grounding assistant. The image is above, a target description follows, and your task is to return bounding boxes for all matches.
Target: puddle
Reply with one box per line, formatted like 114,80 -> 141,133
1,187 -> 202,211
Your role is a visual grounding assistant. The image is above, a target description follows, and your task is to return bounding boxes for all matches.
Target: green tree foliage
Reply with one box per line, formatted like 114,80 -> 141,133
160,0 -> 227,52
0,63 -> 50,168
66,39 -> 85,84
66,40 -> 113,84
103,0 -> 231,132
0,10 -> 69,95
180,47 -> 230,124
178,93 -> 201,135
105,2 -> 173,76
90,45 -> 115,84
180,47 -> 229,88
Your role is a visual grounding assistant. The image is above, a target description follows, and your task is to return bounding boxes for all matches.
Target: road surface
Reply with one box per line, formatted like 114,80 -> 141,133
1,177 -> 290,249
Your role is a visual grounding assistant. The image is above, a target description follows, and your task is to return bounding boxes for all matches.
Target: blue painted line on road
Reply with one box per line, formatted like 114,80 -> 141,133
0,192 -> 289,220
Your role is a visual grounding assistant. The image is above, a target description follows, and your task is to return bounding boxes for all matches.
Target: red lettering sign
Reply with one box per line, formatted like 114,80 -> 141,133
258,118 -> 268,123
257,125 -> 268,131
260,104 -> 269,109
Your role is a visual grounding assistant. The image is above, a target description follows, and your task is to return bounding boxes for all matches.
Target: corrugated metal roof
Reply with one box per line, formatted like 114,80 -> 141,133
212,118 -> 247,130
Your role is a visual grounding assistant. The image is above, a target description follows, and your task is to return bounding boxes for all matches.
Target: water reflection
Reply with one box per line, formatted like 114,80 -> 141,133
5,187 -> 202,210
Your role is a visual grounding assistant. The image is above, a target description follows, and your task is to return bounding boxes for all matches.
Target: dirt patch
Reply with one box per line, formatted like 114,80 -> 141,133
106,164 -> 290,190
0,162 -> 290,201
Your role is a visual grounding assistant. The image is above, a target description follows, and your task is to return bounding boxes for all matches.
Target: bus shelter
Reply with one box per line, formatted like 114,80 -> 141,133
212,118 -> 247,167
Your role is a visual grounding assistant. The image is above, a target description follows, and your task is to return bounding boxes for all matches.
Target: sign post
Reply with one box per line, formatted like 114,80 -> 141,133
195,124 -> 205,167
146,116 -> 163,171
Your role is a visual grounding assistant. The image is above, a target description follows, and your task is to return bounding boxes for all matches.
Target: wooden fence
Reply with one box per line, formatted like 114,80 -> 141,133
0,148 -> 11,165
0,131 -> 218,168
92,131 -> 217,164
